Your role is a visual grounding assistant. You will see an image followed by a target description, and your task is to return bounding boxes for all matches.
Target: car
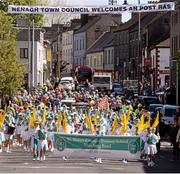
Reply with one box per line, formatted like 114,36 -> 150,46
160,105 -> 180,124
60,77 -> 75,90
138,95 -> 161,109
149,104 -> 163,118
112,83 -> 123,96
60,81 -> 73,91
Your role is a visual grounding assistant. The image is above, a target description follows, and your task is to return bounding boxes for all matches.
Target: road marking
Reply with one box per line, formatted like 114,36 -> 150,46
0,165 -> 94,169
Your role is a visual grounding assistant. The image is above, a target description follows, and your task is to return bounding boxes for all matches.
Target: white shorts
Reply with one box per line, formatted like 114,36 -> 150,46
47,132 -> 54,141
145,144 -> 157,155
38,139 -> 48,151
4,134 -> 14,141
16,126 -> 21,135
21,131 -> 30,141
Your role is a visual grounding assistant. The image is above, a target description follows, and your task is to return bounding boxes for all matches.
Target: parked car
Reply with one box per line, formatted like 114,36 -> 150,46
149,104 -> 163,117
112,83 -> 123,96
138,95 -> 161,109
160,105 -> 180,124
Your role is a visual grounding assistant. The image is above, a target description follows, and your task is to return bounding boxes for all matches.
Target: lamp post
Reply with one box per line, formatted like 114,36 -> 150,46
138,0 -> 141,95
171,60 -> 179,106
123,0 -> 141,94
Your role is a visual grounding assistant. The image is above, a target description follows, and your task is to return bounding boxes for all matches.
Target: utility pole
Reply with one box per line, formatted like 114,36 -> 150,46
138,0 -> 141,95
28,1 -> 31,92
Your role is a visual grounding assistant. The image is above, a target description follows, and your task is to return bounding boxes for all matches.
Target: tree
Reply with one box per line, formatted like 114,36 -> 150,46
0,11 -> 25,96
0,0 -> 45,27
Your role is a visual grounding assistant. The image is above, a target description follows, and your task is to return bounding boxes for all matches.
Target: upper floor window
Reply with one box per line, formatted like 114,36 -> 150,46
20,48 -> 28,59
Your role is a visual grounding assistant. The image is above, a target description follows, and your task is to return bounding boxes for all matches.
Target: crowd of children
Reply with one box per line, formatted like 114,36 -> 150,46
0,86 -> 162,166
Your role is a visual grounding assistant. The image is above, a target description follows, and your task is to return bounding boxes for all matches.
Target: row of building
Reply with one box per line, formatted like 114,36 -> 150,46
15,0 -> 179,96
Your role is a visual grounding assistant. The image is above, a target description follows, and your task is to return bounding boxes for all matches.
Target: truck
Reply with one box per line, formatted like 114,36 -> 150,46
92,71 -> 113,90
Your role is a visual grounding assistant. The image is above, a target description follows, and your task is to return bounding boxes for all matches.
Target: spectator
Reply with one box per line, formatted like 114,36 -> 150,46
169,117 -> 179,161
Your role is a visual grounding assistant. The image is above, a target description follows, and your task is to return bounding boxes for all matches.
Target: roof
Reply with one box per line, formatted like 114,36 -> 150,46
86,32 -> 114,54
129,12 -> 158,32
114,13 -> 148,33
74,16 -> 100,34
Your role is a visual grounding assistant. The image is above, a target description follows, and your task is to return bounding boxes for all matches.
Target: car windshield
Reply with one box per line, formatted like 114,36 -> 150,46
113,84 -> 122,88
165,108 -> 177,117
60,81 -> 70,84
144,98 -> 160,104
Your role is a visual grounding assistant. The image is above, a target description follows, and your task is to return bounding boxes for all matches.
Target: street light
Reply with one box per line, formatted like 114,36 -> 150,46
123,0 -> 128,5
171,59 -> 179,106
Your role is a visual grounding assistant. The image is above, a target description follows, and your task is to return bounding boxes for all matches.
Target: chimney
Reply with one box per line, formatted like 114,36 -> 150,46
81,14 -> 88,27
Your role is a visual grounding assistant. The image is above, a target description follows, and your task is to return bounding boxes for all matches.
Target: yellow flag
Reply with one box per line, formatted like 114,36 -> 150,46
137,114 -> 145,133
32,108 -> 37,121
57,112 -> 62,132
0,110 -> 5,128
111,117 -> 118,135
29,108 -> 37,129
41,107 -> 46,124
85,114 -> 95,134
152,112 -> 159,128
142,114 -> 151,130
126,107 -> 131,122
89,117 -> 95,134
29,115 -> 34,129
63,112 -> 68,133
120,113 -> 127,135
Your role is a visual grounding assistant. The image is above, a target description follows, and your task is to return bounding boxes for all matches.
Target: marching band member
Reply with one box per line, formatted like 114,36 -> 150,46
37,123 -> 48,161
144,127 -> 160,167
31,120 -> 40,160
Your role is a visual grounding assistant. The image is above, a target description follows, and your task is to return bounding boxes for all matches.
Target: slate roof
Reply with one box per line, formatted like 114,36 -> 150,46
74,16 -> 100,34
114,13 -> 148,32
86,32 -> 114,54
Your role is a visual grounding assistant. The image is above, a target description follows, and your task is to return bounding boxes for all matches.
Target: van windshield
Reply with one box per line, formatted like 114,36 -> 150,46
93,77 -> 110,84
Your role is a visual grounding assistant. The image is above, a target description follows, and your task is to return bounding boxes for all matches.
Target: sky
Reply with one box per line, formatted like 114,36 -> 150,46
46,0 -> 150,25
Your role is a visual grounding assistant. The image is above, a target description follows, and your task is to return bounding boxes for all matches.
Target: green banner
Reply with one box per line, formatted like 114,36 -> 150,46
54,134 -> 141,154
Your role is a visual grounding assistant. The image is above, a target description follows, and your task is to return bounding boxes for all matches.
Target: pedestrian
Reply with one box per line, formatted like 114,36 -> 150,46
169,117 -> 179,161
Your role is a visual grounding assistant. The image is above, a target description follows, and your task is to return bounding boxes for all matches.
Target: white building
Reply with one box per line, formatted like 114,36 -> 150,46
62,30 -> 73,71
16,28 -> 47,89
150,39 -> 170,88
73,32 -> 86,67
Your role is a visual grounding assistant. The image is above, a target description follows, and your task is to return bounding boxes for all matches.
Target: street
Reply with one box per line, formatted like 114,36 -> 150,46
0,142 -> 179,173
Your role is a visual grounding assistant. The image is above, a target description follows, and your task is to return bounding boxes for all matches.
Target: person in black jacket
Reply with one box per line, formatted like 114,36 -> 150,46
169,117 -> 179,161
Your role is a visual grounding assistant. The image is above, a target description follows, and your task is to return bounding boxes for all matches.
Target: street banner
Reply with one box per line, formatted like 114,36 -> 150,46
54,134 -> 141,160
8,2 -> 175,14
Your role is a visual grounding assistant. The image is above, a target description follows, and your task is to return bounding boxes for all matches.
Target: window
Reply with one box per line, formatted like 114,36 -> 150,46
20,48 -> 28,59
80,40 -> 81,50
172,37 -> 174,56
112,49 -> 114,64
174,12 -> 178,25
101,55 -> 103,65
94,58 -> 96,66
